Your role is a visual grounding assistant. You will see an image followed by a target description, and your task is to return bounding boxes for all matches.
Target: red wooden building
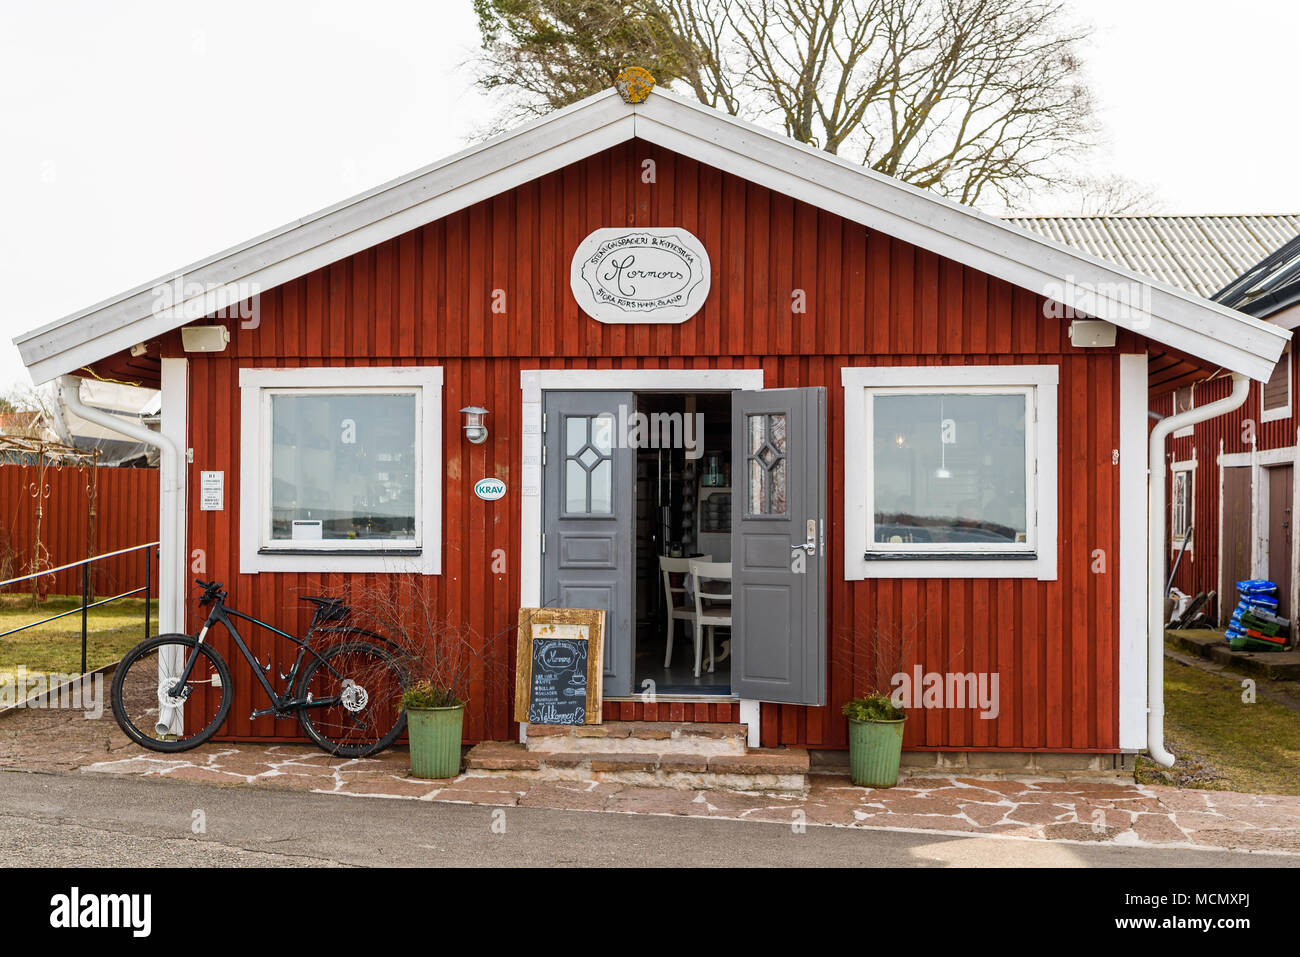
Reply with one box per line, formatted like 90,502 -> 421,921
14,83 -> 1288,766
1157,235 -> 1300,627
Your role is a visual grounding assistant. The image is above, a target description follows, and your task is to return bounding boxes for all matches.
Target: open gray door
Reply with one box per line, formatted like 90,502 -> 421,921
542,391 -> 635,696
730,388 -> 827,705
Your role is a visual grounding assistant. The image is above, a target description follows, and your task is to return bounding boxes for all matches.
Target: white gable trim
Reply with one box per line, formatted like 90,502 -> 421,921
633,94 -> 1288,381
15,88 -> 1289,384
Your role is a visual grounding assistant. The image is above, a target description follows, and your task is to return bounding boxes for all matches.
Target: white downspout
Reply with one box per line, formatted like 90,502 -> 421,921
1147,372 -> 1249,767
60,374 -> 185,731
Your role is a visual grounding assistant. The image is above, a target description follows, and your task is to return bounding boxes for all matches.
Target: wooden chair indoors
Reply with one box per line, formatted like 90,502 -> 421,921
687,559 -> 732,678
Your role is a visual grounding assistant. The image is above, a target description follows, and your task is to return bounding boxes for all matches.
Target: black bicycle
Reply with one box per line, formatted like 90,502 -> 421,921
110,580 -> 408,757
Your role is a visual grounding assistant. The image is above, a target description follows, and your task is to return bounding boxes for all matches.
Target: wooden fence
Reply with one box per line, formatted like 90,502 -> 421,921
0,463 -> 159,597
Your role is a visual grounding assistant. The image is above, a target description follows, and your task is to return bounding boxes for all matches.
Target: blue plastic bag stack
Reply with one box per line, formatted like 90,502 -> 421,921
1226,579 -> 1280,643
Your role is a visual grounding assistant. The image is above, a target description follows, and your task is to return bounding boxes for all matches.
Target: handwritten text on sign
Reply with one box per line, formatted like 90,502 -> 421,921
570,228 -> 711,324
515,608 -> 605,726
527,626 -> 590,724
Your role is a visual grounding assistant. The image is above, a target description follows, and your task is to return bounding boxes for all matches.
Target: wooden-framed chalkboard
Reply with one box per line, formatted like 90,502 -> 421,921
514,607 -> 605,725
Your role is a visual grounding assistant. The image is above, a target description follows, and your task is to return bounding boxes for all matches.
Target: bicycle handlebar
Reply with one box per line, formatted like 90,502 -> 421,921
194,579 -> 226,607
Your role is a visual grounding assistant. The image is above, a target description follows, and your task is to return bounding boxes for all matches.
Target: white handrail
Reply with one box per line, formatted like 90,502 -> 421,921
0,540 -> 160,589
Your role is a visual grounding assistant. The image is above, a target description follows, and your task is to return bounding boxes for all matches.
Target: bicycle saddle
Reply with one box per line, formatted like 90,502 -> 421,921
301,595 -> 350,619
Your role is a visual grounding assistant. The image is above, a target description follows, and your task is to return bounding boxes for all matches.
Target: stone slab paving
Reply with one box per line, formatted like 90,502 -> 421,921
60,742 -> 1300,855
3,707 -> 1299,854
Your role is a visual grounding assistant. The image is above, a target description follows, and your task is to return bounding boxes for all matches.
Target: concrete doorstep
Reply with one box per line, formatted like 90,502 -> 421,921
1167,628 -> 1300,681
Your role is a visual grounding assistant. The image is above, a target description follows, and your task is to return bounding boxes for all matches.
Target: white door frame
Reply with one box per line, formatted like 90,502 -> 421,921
519,368 -> 764,744
1218,441 -> 1299,617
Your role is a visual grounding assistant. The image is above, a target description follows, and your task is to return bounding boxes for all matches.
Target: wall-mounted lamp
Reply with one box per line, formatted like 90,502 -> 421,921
180,324 -> 230,353
459,406 -> 490,444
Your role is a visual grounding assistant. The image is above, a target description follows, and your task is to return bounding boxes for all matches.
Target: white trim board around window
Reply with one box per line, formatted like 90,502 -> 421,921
1170,458 -> 1195,556
238,366 -> 443,574
1261,346 -> 1292,424
841,365 -> 1059,581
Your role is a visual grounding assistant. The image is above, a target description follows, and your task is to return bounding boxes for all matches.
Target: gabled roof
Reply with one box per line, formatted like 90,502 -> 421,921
1213,232 -> 1300,320
14,87 -> 1290,383
1009,215 -> 1300,299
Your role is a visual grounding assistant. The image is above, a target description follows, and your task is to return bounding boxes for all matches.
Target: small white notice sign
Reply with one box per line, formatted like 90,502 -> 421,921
199,471 -> 224,511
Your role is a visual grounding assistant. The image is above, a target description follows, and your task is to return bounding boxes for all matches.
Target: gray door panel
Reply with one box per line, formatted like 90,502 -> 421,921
542,391 -> 635,696
731,388 -> 827,705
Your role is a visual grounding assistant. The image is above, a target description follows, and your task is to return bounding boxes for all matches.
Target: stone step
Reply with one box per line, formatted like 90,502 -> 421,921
464,741 -> 808,793
525,721 -> 748,756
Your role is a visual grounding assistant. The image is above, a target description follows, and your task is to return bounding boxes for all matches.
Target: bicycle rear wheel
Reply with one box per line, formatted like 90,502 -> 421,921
294,641 -> 407,758
111,634 -> 231,752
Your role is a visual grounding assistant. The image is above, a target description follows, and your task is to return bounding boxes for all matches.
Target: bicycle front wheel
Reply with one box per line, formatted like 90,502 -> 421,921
295,641 -> 407,758
111,634 -> 231,752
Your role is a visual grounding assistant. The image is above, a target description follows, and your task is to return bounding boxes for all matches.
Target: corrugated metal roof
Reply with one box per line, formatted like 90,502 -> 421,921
1007,215 -> 1300,298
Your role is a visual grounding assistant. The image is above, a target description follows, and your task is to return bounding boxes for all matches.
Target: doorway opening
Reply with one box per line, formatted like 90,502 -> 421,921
633,392 -> 734,696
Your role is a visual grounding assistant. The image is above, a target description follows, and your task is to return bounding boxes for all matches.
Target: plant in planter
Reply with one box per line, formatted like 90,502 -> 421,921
842,692 -> 906,788
836,615 -> 929,789
334,576 -> 504,780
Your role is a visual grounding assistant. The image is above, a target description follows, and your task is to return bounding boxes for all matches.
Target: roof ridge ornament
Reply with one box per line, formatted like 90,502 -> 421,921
615,67 -> 655,104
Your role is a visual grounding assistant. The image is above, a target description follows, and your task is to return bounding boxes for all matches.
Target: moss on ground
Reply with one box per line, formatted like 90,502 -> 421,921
1137,655 -> 1300,795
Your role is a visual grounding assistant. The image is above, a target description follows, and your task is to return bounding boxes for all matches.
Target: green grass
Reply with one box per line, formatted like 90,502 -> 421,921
1136,656 -> 1300,795
0,594 -> 157,683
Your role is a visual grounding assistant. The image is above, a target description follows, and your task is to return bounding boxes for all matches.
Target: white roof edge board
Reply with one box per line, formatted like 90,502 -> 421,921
14,87 -> 1288,384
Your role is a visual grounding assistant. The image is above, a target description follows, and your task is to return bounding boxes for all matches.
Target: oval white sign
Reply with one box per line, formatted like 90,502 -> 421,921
473,478 -> 507,501
571,227 -> 711,324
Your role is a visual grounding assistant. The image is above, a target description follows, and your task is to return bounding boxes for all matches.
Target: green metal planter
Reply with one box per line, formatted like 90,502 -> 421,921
406,704 -> 465,779
848,716 -> 906,788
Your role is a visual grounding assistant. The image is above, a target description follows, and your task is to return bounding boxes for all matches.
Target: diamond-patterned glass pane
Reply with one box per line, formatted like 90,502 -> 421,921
565,461 -> 587,512
566,417 -> 587,456
746,413 -> 788,515
589,459 -> 612,513
578,446 -> 600,469
591,415 -> 614,454
770,414 -> 787,453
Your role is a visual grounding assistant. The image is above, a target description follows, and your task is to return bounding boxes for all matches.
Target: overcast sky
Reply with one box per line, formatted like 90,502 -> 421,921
2,0 -> 1298,390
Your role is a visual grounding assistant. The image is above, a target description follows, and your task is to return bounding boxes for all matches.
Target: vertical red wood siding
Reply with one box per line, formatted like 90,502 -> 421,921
0,464 -> 159,595
175,141 -> 1136,751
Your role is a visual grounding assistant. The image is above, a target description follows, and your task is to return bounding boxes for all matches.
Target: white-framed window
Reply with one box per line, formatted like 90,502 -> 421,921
1170,459 -> 1194,554
238,366 -> 442,574
1261,346 -> 1291,424
1172,384 -> 1194,438
841,365 -> 1058,580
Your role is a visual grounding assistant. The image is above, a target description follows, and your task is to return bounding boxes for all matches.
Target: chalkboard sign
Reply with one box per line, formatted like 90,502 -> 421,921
514,608 -> 605,725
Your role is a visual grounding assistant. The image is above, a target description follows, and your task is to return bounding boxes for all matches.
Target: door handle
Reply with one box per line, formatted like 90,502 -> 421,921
791,519 -> 817,556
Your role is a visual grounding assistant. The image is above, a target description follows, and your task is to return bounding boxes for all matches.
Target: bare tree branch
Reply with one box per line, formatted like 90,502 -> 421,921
473,0 -> 1109,209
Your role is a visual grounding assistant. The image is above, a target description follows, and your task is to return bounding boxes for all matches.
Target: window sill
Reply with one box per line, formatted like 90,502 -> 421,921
864,551 -> 1036,562
241,547 -> 437,575
258,547 -> 421,557
847,553 -> 1056,581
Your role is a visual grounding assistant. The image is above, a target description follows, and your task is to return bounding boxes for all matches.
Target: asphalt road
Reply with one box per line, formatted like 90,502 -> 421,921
1,769 -> 1295,868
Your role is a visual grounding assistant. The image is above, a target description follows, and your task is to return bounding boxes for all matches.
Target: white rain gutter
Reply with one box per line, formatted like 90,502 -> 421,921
59,375 -> 185,732
1147,372 -> 1249,767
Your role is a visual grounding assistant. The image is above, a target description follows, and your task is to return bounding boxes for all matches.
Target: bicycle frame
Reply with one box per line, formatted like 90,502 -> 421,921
168,599 -> 362,717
